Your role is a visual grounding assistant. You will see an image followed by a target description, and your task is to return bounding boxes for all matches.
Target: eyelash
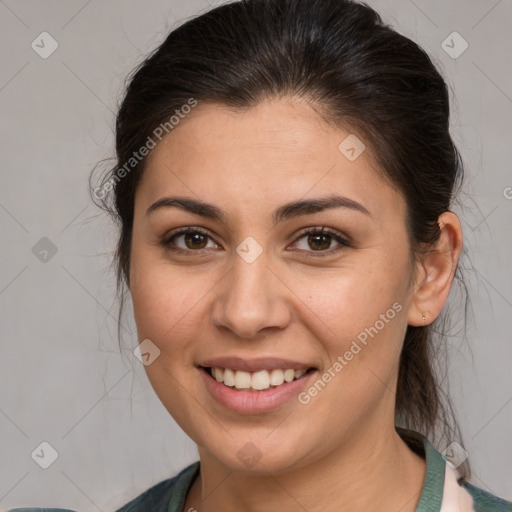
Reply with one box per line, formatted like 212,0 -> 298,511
161,226 -> 353,258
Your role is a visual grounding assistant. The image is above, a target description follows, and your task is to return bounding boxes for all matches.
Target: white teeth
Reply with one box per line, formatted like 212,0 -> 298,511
251,370 -> 270,390
234,371 -> 252,389
294,369 -> 307,379
283,369 -> 295,382
223,368 -> 235,387
208,366 -> 309,390
269,369 -> 284,386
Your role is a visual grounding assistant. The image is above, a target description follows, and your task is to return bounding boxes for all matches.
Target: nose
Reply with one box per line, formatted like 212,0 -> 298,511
211,249 -> 291,340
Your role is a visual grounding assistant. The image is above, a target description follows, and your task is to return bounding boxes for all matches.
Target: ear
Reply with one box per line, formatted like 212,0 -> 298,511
407,212 -> 463,326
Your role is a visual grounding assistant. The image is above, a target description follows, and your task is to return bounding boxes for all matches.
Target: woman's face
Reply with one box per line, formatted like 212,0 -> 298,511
129,97 -> 417,473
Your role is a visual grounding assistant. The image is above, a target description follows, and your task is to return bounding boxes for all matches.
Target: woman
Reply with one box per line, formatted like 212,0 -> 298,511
103,0 -> 512,510
9,0 -> 511,510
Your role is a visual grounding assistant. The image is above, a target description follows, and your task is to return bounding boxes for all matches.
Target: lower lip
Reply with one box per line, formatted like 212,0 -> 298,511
199,368 -> 316,414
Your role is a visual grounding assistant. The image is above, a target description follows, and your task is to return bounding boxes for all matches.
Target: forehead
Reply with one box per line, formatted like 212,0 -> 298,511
146,97 -> 371,167
137,98 -> 404,222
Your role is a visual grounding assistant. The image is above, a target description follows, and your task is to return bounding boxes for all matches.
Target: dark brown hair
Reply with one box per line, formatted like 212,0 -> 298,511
91,0 -> 470,478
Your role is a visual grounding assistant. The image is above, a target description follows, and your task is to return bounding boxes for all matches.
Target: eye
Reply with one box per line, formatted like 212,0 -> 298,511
163,227 -> 220,253
290,227 -> 352,256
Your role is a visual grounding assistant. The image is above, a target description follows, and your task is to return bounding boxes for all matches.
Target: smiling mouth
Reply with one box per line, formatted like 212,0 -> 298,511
202,366 -> 316,392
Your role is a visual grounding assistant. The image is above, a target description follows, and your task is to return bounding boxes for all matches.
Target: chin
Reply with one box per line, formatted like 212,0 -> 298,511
194,430 -> 314,475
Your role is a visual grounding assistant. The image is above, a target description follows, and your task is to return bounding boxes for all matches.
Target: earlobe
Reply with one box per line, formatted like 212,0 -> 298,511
407,212 -> 463,327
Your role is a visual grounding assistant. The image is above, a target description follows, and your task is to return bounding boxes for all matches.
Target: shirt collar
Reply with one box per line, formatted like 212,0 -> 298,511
398,428 -> 475,512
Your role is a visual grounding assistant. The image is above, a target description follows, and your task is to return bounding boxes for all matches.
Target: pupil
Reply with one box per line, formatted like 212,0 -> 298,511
186,233 -> 207,249
309,234 -> 330,251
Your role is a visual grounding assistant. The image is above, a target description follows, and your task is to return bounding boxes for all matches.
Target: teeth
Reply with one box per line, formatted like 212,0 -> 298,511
252,370 -> 270,390
234,371 -> 252,389
223,368 -> 235,387
294,369 -> 307,379
284,369 -> 295,382
208,366 -> 309,391
269,369 -> 284,386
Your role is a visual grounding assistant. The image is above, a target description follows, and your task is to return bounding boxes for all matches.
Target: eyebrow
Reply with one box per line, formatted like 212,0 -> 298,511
145,194 -> 372,224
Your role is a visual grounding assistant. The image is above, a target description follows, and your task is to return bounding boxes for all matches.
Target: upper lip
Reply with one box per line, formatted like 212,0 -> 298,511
199,356 -> 314,372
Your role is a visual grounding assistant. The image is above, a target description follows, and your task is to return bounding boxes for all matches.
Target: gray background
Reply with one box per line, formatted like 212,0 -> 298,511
0,0 -> 511,509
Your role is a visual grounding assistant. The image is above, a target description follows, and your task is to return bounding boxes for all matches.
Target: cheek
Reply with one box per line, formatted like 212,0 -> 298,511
132,288 -> 201,357
291,256 -> 411,409
294,259 -> 408,341
130,253 -> 242,381
294,271 -> 408,422
129,247 -> 205,347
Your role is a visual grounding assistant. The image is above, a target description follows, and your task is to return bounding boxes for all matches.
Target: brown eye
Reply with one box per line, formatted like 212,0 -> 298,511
306,233 -> 332,251
291,227 -> 352,256
163,227 -> 219,253
182,232 -> 208,249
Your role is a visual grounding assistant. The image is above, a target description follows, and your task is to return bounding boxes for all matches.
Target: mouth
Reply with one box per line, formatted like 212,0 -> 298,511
197,356 -> 318,413
201,366 -> 316,392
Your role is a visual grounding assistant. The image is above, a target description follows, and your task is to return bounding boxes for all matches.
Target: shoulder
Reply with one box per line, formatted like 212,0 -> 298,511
114,461 -> 200,512
462,481 -> 512,512
5,463 -> 200,512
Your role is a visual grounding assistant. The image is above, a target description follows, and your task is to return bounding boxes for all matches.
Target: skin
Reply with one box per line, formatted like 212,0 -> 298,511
128,96 -> 463,511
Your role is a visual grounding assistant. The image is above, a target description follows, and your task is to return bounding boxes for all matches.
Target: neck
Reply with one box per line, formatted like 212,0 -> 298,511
186,426 -> 426,512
